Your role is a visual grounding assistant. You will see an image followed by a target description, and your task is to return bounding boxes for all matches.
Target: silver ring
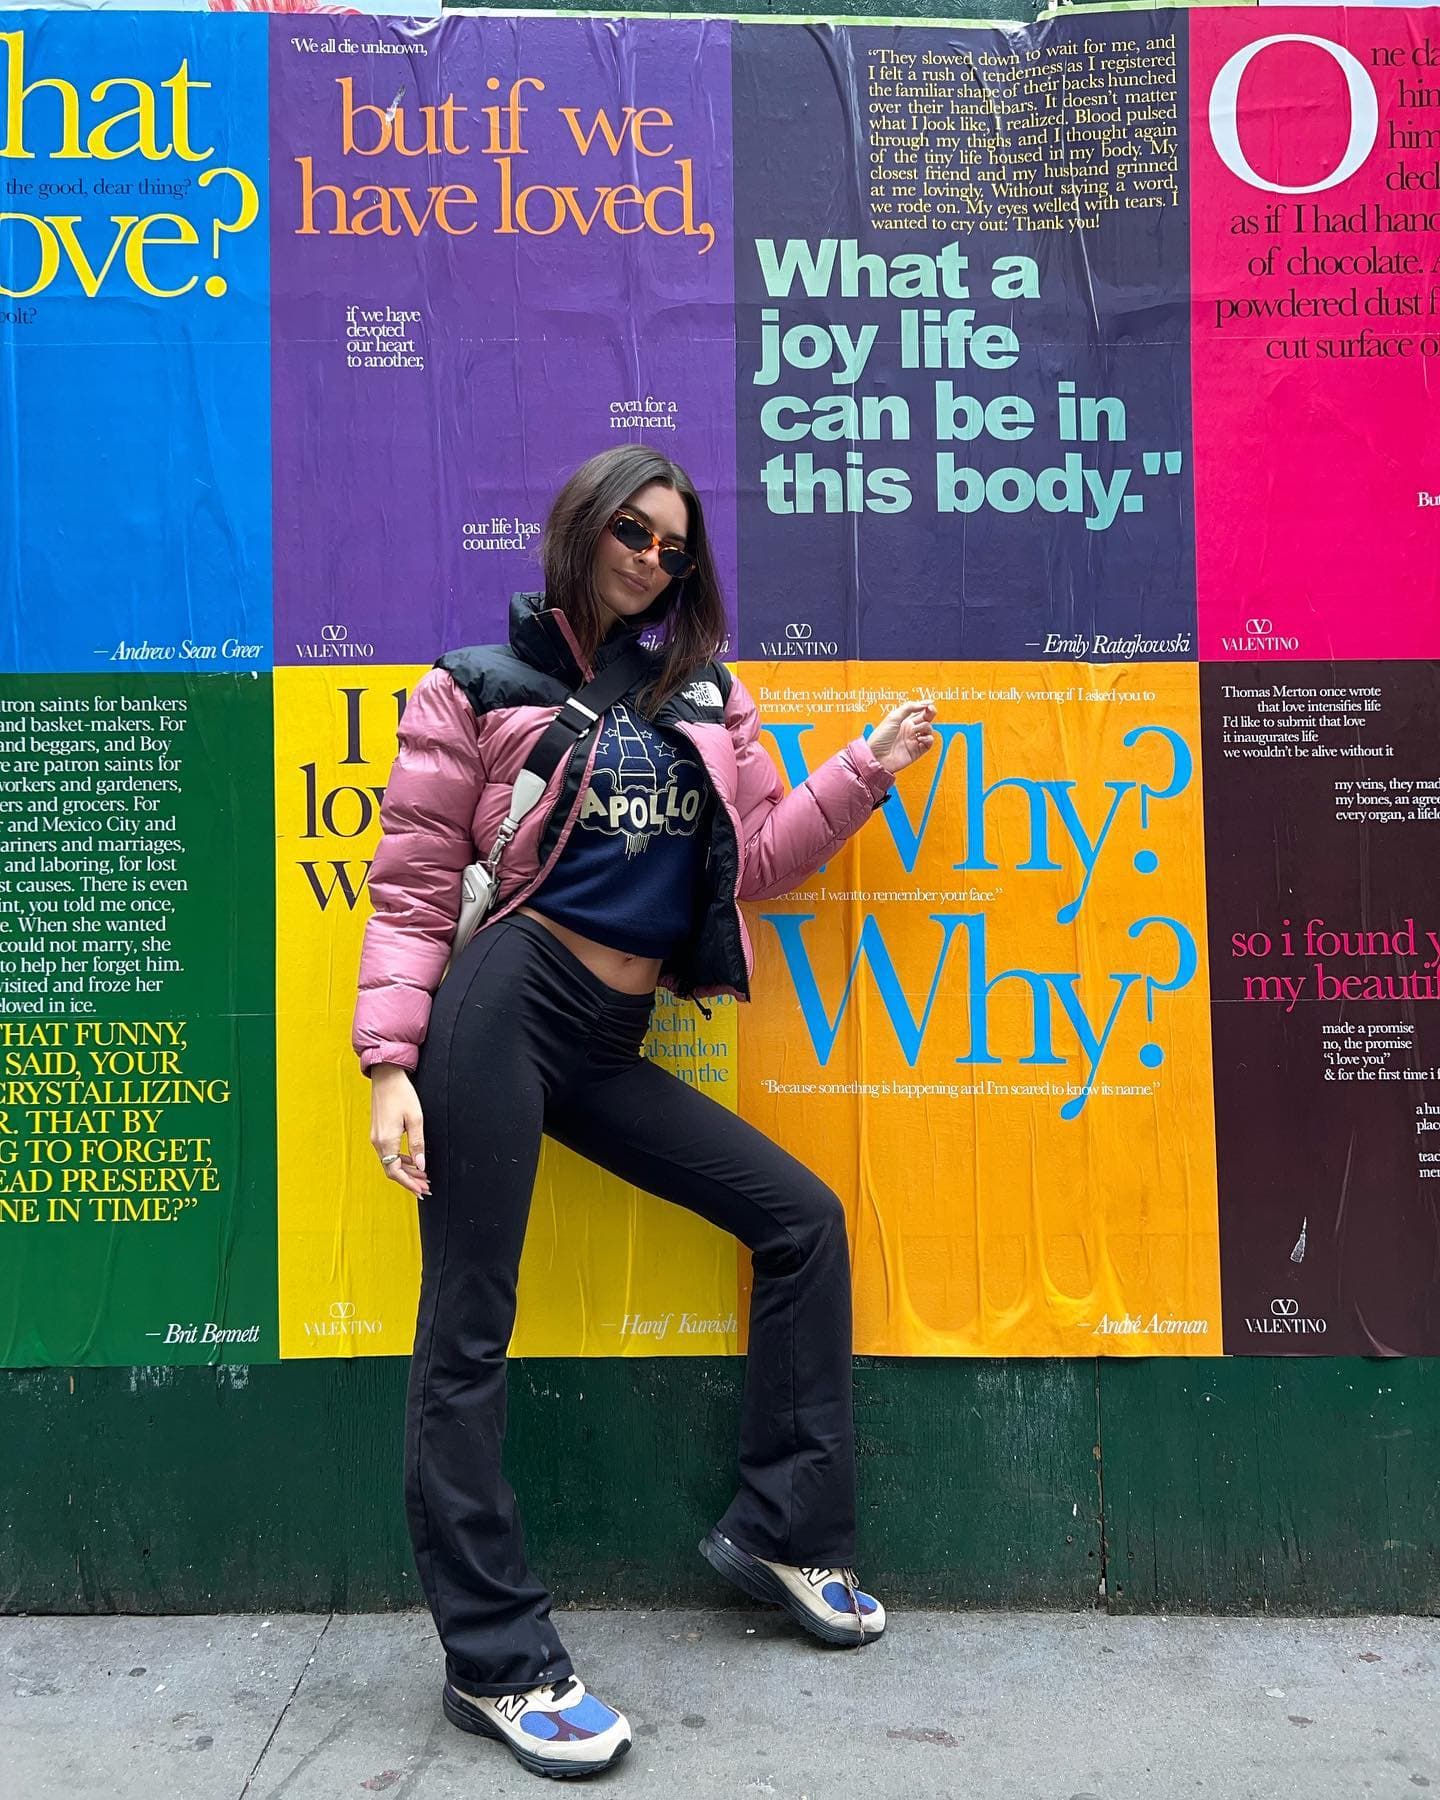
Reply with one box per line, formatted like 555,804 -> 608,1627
379,1152 -> 401,1166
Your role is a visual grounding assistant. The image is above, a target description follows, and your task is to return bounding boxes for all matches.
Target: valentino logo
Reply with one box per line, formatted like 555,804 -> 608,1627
295,621 -> 375,660
682,680 -> 723,709
302,1300 -> 383,1338
1219,615 -> 1300,654
759,620 -> 839,658
1244,1295 -> 1327,1336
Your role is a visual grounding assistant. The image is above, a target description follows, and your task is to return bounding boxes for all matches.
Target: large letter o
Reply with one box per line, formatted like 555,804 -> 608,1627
1209,34 -> 1377,194
0,212 -> 60,299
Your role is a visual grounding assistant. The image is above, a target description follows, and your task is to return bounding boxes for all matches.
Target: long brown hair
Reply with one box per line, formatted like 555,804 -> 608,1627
540,447 -> 728,716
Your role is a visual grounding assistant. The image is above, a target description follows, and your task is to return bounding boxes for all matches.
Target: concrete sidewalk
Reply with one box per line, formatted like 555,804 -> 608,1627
3,1606 -> 1436,1800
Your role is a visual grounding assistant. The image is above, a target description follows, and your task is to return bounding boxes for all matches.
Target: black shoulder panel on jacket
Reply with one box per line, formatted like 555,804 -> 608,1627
434,644 -> 573,718
655,661 -> 731,727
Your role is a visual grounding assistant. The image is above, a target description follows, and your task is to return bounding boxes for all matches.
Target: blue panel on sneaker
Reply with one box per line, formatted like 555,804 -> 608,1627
566,1695 -> 620,1733
444,1675 -> 632,1776
699,1528 -> 887,1648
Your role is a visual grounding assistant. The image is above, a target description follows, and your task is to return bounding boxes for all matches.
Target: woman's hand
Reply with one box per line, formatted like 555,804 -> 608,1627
370,1064 -> 431,1197
867,698 -> 938,776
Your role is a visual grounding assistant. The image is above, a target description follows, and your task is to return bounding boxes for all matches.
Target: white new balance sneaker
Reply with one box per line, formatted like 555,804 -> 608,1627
700,1526 -> 886,1646
443,1673 -> 632,1780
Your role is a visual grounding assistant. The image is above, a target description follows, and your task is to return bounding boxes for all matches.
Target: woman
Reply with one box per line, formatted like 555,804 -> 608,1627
353,446 -> 936,1781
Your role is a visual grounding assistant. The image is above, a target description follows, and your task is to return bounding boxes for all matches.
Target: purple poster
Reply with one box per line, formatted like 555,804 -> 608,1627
269,16 -> 736,665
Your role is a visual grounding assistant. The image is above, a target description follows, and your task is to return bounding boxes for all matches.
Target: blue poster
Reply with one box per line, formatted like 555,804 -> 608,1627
0,13 -> 270,673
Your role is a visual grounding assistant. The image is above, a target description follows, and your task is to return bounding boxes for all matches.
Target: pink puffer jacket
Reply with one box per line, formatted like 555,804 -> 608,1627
353,593 -> 895,1074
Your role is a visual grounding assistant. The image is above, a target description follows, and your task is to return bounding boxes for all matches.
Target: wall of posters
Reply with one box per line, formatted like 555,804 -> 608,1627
2,7 -> 1436,1363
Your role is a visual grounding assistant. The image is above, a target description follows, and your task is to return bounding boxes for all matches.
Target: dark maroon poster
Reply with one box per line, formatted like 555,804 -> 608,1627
1204,663 -> 1440,1356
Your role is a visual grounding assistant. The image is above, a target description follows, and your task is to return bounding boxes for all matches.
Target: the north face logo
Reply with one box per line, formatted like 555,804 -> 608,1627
682,680 -> 723,709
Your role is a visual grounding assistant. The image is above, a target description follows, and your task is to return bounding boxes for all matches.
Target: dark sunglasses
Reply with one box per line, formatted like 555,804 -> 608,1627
607,509 -> 696,581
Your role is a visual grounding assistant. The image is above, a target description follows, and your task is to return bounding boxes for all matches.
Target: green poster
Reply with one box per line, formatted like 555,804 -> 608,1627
0,677 -> 277,1366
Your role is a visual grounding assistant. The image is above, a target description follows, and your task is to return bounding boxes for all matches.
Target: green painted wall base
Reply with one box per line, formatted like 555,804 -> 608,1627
4,1358 -> 1435,1616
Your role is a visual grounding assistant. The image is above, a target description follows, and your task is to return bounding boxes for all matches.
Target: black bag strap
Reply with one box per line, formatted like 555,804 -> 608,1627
521,636 -> 650,787
479,636 -> 652,885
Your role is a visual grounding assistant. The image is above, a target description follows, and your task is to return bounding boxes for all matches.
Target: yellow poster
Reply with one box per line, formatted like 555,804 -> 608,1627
274,667 -> 740,1360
